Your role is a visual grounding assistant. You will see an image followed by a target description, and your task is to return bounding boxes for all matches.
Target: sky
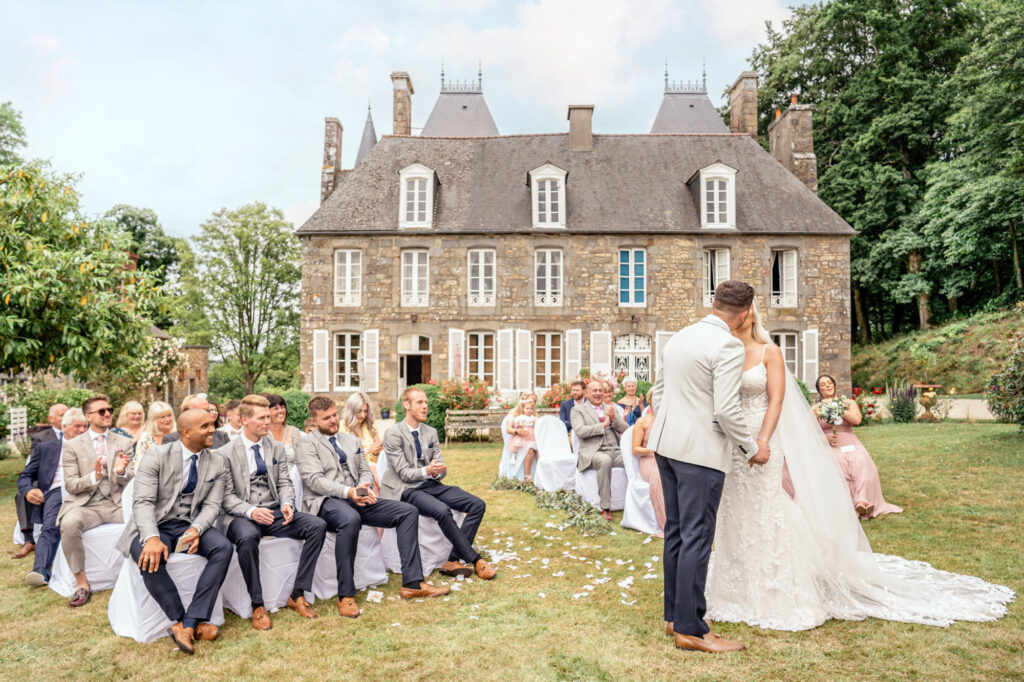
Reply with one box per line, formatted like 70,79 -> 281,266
2,0 -> 798,239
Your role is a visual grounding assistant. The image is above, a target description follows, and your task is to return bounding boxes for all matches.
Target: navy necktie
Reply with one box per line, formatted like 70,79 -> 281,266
183,455 -> 198,494
411,430 -> 424,465
328,436 -> 348,465
252,444 -> 267,476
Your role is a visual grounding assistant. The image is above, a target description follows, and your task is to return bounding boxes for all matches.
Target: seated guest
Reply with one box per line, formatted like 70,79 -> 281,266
13,403 -> 66,559
113,401 -> 146,443
302,417 -> 316,434
134,401 -> 176,473
616,377 -> 646,426
207,400 -> 222,429
558,380 -> 586,435
601,379 -> 626,425
506,393 -> 539,481
813,374 -> 903,520
59,395 -> 134,607
630,391 -> 665,537
342,391 -> 383,493
219,395 -> 326,629
381,387 -> 496,581
19,408 -> 89,586
296,396 -> 448,614
116,409 -> 231,654
162,394 -> 231,450
571,380 -> 627,521
218,399 -> 243,440
264,393 -> 302,465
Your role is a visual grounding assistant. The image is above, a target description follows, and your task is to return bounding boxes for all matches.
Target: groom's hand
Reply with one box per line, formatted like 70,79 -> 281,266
748,440 -> 770,467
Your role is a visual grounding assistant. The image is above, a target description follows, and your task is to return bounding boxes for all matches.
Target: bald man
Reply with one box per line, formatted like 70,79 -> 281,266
570,380 -> 627,520
116,409 -> 232,655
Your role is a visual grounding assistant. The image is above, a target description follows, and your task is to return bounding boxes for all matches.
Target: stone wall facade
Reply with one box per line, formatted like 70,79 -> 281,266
299,232 -> 851,412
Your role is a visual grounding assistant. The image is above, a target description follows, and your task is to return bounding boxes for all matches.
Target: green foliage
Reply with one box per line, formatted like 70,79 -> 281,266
104,205 -> 180,327
0,384 -> 97,436
282,389 -> 311,428
613,380 -> 652,403
887,380 -> 919,424
0,101 -> 27,165
795,378 -> 812,405
0,442 -> 13,461
987,316 -> 1024,429
392,383 -> 445,432
208,347 -> 301,404
0,164 -> 172,378
491,476 -> 611,536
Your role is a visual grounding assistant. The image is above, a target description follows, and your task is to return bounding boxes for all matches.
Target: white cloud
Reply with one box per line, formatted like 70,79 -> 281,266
694,0 -> 791,48
24,33 -> 60,53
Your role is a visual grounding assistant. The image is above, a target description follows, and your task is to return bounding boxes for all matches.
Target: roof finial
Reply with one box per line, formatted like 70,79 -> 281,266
478,58 -> 482,88
702,58 -> 707,91
440,58 -> 445,88
664,58 -> 669,89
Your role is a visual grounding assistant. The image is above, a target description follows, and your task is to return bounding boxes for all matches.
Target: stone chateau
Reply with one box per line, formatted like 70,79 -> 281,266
297,67 -> 854,410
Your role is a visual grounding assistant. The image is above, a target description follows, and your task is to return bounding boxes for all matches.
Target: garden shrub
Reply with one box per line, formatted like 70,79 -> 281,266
282,389 -> 311,428
987,327 -> 1024,429
795,378 -> 813,405
888,380 -> 918,423
392,383 -> 445,432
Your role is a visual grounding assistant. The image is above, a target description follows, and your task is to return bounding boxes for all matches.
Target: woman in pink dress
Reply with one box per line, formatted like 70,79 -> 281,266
507,393 -> 539,481
630,390 -> 665,537
813,375 -> 902,520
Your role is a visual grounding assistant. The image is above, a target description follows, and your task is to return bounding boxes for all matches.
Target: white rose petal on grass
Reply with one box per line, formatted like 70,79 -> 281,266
617,576 -> 634,589
644,573 -> 659,580
538,592 -> 546,599
391,622 -> 401,627
621,599 -> 637,606
366,590 -> 384,603
552,571 -> 565,577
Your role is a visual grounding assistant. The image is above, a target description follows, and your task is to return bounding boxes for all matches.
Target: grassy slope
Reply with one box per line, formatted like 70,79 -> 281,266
0,425 -> 1021,681
851,309 -> 1021,392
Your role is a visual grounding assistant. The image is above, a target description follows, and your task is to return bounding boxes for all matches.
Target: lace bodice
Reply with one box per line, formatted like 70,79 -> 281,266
738,362 -> 769,413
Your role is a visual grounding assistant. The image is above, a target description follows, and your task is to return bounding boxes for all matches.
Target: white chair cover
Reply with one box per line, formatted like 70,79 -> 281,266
532,416 -> 577,492
221,537 -> 307,617
573,429 -> 628,510
617,426 -> 660,535
48,523 -> 126,597
497,414 -> 529,480
12,522 -> 42,547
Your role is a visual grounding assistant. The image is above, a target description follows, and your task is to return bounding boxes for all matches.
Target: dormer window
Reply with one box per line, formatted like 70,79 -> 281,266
529,163 -> 567,228
399,163 -> 434,228
697,162 -> 737,229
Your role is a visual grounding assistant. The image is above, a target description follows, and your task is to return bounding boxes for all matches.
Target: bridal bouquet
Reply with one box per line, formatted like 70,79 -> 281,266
819,397 -> 847,438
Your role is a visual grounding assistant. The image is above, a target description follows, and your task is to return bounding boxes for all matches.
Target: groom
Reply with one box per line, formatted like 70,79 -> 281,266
649,280 -> 768,653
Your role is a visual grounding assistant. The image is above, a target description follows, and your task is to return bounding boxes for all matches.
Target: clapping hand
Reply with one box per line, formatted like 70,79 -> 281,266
93,456 -> 106,479
426,459 -> 447,477
370,436 -> 384,455
114,448 -> 131,476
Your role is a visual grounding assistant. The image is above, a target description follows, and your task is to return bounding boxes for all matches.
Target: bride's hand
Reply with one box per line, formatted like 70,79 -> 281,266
748,441 -> 770,467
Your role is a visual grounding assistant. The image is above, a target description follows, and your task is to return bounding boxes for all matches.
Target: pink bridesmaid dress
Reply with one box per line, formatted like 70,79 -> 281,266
818,417 -> 902,519
634,424 -> 666,534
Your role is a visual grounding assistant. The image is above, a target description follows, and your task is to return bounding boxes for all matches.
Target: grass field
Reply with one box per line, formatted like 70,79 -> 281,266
0,423 -> 1020,681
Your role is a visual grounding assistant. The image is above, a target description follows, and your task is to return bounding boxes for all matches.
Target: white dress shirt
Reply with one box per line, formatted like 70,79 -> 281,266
219,423 -> 243,439
407,422 -> 436,478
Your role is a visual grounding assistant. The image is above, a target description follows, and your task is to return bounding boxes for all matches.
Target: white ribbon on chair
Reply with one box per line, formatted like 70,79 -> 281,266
618,426 -> 660,535
532,416 -> 577,492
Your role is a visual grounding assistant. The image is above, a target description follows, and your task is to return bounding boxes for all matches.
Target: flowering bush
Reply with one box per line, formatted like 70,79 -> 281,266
888,380 -> 918,423
854,391 -> 880,425
437,377 -> 491,411
541,381 -> 573,408
131,336 -> 187,388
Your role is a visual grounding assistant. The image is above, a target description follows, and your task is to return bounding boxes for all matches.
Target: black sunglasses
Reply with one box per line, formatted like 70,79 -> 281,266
88,407 -> 113,416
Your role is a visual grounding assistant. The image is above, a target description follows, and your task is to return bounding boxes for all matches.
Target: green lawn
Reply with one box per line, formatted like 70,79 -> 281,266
0,423 -> 1021,680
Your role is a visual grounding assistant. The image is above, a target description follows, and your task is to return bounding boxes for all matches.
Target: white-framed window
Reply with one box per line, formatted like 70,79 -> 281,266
613,334 -> 651,382
398,163 -> 434,228
334,332 -> 361,390
535,332 -> 562,388
468,332 -> 495,385
771,249 -> 798,307
333,249 -> 361,307
529,163 -> 567,228
618,248 -> 646,307
702,248 -> 730,307
401,250 -> 429,307
770,331 -> 798,376
698,162 -> 737,229
535,249 -> 563,306
467,249 -> 496,307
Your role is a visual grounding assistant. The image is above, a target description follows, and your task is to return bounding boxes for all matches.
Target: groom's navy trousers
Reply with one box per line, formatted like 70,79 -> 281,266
657,454 -> 725,638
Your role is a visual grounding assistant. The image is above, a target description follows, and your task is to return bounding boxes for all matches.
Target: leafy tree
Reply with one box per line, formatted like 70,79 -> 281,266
0,164 -> 171,378
183,202 -> 300,393
105,204 -> 180,328
168,237 -> 213,347
0,102 -> 27,166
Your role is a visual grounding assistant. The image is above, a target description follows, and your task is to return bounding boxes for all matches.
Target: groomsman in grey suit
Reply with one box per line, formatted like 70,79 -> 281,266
380,387 -> 496,581
570,380 -> 627,520
116,409 -> 233,655
219,394 -> 326,629
648,280 -> 767,653
58,395 -> 134,607
296,396 -> 447,616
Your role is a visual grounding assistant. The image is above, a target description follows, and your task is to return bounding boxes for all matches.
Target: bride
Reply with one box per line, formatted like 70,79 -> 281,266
705,303 -> 1013,631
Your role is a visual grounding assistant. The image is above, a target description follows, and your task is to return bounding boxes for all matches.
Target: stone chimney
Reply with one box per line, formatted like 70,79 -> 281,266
320,117 -> 342,204
390,71 -> 414,136
729,71 -> 758,139
567,105 -> 594,152
768,94 -> 818,193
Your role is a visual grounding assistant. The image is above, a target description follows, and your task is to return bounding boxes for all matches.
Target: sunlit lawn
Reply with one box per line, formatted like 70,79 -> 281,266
0,423 -> 1020,680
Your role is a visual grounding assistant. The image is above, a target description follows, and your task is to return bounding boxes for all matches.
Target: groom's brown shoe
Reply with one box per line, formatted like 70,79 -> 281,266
675,632 -> 745,653
665,620 -> 712,636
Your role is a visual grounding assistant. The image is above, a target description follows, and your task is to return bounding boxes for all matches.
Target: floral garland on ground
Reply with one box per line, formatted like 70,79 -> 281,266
492,476 -> 611,536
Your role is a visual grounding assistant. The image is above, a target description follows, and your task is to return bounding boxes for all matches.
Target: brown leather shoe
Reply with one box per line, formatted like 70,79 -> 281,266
474,559 -> 497,580
288,595 -> 318,618
12,541 -> 35,559
336,596 -> 360,618
193,623 -> 219,641
167,622 -> 194,654
399,582 -> 451,599
251,605 -> 272,630
439,560 -> 473,577
69,587 -> 90,608
674,632 -> 745,653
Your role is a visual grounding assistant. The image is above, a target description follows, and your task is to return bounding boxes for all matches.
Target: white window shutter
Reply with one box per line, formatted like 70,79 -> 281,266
655,330 -> 675,377
515,328 -> 532,391
716,249 -> 730,283
784,250 -> 798,304
702,250 -> 712,303
589,330 -> 612,377
497,329 -> 514,392
448,328 -> 465,380
802,329 -> 819,385
565,329 -> 582,380
362,329 -> 379,393
312,329 -> 329,392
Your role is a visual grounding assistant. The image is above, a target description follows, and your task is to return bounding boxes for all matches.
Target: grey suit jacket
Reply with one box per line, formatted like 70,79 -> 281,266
115,441 -> 226,557
379,421 -> 445,501
648,315 -> 757,474
163,429 -> 231,450
218,435 -> 294,528
294,430 -> 372,515
570,401 -> 627,471
58,429 -> 134,523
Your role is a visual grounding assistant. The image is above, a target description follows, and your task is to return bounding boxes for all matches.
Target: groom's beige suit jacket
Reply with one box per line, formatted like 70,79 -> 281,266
648,315 -> 757,474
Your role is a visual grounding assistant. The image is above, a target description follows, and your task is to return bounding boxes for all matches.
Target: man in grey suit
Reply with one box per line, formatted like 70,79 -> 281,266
380,387 -> 496,581
648,280 -> 768,653
570,380 -> 627,520
116,409 -> 233,655
219,395 -> 325,629
161,394 -> 231,450
59,395 -> 134,607
296,396 -> 447,614
13,402 -> 66,559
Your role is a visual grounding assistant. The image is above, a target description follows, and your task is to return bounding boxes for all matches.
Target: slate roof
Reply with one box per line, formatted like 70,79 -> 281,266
298,132 -> 853,236
650,92 -> 729,134
421,92 -> 499,137
355,108 -> 377,165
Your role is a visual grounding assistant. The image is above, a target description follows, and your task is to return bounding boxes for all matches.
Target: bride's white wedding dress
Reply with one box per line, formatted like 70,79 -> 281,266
705,356 -> 1014,631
